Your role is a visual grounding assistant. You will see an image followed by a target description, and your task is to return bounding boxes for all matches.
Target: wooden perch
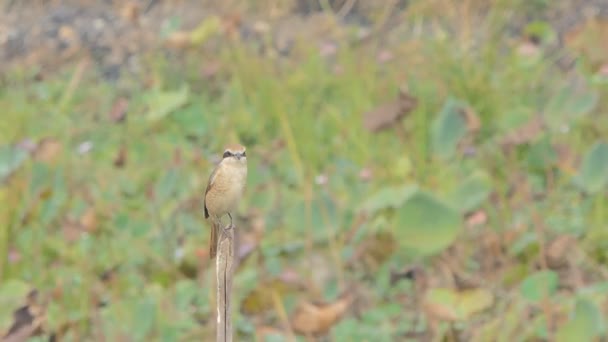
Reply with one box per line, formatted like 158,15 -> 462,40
216,223 -> 235,342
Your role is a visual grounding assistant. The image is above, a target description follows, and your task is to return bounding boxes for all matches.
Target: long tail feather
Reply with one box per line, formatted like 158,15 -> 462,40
209,220 -> 219,259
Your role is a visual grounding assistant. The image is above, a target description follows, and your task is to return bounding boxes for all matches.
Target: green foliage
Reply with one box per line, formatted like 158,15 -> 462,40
395,189 -> 461,256
431,98 -> 468,159
556,298 -> 605,342
1,0 -> 608,340
520,270 -> 559,303
577,141 -> 608,194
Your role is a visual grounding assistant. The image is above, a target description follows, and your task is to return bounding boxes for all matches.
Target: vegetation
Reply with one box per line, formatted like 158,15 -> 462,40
1,0 -> 608,340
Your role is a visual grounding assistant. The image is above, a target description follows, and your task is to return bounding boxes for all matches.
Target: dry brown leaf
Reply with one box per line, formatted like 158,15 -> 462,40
564,18 -> 608,71
362,87 -> 418,133
3,290 -> 45,342
165,31 -> 192,49
58,25 -> 79,45
462,107 -> 481,133
62,219 -> 82,242
554,143 -> 579,175
120,2 -> 140,24
79,208 -> 98,233
109,97 -> 128,123
465,210 -> 487,228
516,40 -> 541,58
291,293 -> 353,337
113,145 -> 127,168
240,278 -> 303,316
348,231 -> 397,272
33,138 -> 62,163
499,116 -> 545,149
546,235 -> 577,270
423,300 -> 459,322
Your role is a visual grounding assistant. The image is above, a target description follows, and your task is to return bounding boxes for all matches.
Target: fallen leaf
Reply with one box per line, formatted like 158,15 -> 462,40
363,87 -> 417,132
33,138 -> 62,163
554,143 -> 579,175
499,116 -> 545,149
462,106 -> 481,133
291,293 -> 353,337
349,230 -> 398,272
165,31 -> 192,49
62,219 -> 83,242
79,208 -> 98,233
240,278 -> 303,316
465,210 -> 487,227
113,145 -> 127,168
517,40 -> 541,58
564,17 -> 608,71
3,290 -> 45,342
546,235 -> 577,270
120,2 -> 140,24
108,97 -> 129,123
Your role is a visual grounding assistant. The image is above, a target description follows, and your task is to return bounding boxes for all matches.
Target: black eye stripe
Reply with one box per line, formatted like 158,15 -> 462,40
223,151 -> 232,158
242,151 -> 246,157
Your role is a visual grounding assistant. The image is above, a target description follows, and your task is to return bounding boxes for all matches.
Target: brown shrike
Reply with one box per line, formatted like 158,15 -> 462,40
204,144 -> 248,259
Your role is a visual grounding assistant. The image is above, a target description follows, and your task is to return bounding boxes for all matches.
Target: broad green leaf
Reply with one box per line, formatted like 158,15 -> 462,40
0,279 -> 31,328
395,189 -> 461,256
133,293 -> 158,340
520,270 -> 559,303
576,141 -> 608,194
448,170 -> 492,213
146,85 -> 190,122
527,137 -> 557,172
424,287 -> 494,320
432,98 -> 468,159
190,16 -> 222,46
545,84 -> 598,129
556,298 -> 604,342
0,145 -> 28,181
359,184 -> 418,214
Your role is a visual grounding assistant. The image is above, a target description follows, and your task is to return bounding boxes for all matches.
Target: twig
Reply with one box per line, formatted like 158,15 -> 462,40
216,224 -> 235,342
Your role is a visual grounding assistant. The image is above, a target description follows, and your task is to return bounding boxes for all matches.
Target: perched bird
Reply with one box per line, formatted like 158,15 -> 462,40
204,144 -> 248,259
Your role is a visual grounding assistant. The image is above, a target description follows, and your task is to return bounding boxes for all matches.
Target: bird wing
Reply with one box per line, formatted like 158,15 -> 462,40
203,164 -> 220,218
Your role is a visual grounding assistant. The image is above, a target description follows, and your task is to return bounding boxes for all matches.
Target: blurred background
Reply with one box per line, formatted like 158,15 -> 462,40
1,0 -> 608,340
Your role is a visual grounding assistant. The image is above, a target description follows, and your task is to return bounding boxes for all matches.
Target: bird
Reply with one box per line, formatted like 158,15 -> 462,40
204,144 -> 248,259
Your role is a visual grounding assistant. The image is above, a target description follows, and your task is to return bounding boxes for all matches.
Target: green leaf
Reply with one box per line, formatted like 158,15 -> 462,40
576,141 -> 608,194
556,298 -> 604,342
395,189 -> 461,256
133,294 -> 158,340
448,170 -> 492,213
520,270 -> 559,303
0,279 -> 31,327
146,85 -> 190,122
359,184 -> 418,214
432,98 -> 468,159
545,84 -> 598,130
424,288 -> 494,320
0,145 -> 28,181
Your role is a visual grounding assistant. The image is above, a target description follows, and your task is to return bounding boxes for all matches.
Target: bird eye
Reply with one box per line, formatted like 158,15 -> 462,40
223,151 -> 232,158
242,151 -> 246,157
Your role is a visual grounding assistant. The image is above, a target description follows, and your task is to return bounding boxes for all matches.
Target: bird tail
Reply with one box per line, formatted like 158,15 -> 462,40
209,220 -> 219,259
